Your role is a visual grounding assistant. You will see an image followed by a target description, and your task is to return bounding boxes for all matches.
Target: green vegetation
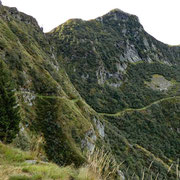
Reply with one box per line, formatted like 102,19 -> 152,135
99,96 -> 180,116
0,5 -> 180,179
0,142 -> 74,179
49,9 -> 180,179
35,96 -> 86,166
50,12 -> 180,113
102,97 -> 180,179
0,142 -> 33,163
0,5 -> 100,171
0,142 -> 118,180
0,60 -> 21,143
57,61 -> 180,114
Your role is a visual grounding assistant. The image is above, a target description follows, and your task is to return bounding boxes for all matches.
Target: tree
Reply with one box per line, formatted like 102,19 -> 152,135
0,60 -> 21,143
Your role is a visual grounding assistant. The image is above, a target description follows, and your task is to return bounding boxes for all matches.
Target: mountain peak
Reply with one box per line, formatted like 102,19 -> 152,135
96,8 -> 140,25
108,8 -> 132,18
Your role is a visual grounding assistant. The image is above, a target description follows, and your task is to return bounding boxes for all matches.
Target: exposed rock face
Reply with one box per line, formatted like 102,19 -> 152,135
20,88 -> 36,106
81,128 -> 97,153
124,42 -> 141,63
93,117 -> 105,138
145,74 -> 173,91
117,170 -> 125,180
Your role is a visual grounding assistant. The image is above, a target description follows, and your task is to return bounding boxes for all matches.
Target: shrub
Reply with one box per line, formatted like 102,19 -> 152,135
0,60 -> 21,143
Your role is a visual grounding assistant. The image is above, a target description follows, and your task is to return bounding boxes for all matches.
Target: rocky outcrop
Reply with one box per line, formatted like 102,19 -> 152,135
81,128 -> 97,153
93,117 -> 105,138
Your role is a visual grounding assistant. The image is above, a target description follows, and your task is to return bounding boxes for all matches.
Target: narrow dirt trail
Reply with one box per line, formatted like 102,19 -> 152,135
98,96 -> 180,117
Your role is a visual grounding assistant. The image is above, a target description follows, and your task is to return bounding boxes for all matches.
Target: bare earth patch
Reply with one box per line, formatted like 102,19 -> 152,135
145,74 -> 173,91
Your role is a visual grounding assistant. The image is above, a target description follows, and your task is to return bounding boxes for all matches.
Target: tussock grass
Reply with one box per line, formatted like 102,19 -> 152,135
1,142 -> 179,180
0,142 -> 99,180
22,164 -> 75,180
85,148 -> 120,180
9,175 -> 41,180
0,142 -> 33,164
77,167 -> 99,180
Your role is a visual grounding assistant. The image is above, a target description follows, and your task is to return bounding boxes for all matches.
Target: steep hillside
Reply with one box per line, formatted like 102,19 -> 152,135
48,8 -> 180,179
0,5 -> 106,168
0,142 -> 117,180
49,9 -> 180,113
0,4 -> 180,179
103,96 -> 180,179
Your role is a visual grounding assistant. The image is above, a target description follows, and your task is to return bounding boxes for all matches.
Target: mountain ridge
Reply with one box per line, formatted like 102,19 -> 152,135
0,4 -> 180,179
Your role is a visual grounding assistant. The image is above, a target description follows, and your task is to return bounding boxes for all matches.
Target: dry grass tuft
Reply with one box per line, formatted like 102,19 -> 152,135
85,148 -> 120,180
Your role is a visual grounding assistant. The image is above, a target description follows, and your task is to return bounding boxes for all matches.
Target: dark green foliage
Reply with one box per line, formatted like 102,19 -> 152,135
48,11 -> 180,178
0,60 -> 21,143
36,97 -> 85,166
28,67 -> 58,95
0,5 -> 180,179
104,98 -> 180,178
51,13 -> 180,113
64,62 -> 180,113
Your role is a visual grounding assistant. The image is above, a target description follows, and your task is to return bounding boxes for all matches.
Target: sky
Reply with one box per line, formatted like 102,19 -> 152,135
2,0 -> 180,45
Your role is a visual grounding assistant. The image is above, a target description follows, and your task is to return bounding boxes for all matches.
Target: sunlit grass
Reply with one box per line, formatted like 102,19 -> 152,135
22,164 -> 75,180
0,142 -> 34,164
1,142 -> 179,180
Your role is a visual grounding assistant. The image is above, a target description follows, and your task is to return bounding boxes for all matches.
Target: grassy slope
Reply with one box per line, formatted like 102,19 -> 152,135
0,5 -> 106,167
0,5 -> 180,179
0,142 -> 102,180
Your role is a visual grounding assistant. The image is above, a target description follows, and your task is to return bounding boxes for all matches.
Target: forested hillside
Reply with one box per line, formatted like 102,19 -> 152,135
0,5 -> 180,179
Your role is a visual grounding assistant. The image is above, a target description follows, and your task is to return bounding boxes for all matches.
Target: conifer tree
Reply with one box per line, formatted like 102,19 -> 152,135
0,60 -> 21,143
